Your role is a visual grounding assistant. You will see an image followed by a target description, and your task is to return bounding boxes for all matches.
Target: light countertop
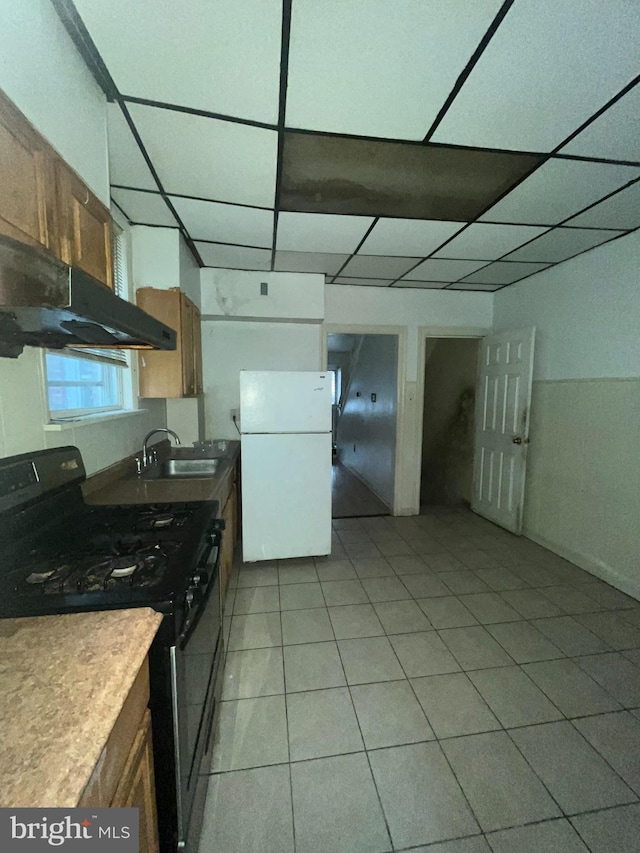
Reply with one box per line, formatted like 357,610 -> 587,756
0,608 -> 162,808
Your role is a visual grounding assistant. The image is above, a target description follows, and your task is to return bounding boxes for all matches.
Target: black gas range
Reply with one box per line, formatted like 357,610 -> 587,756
0,446 -> 225,853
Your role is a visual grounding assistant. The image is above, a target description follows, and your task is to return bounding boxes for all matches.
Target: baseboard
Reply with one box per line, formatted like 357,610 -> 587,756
524,526 -> 640,601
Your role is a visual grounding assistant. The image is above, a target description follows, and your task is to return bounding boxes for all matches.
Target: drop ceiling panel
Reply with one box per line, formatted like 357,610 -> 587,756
281,133 -> 540,219
276,212 -> 373,254
402,258 -> 488,282
111,188 -> 178,227
170,196 -> 273,246
432,0 -> 640,152
504,228 -> 624,263
460,261 -> 551,285
286,0 -> 503,139
391,281 -> 448,289
274,251 -> 350,275
332,278 -> 393,287
480,159 -> 640,225
565,181 -> 640,230
560,85 -> 640,163
73,0 -> 282,123
127,103 -> 278,207
434,223 -> 549,260
195,242 -> 272,270
359,219 -> 465,257
106,104 -> 157,190
341,255 -> 418,279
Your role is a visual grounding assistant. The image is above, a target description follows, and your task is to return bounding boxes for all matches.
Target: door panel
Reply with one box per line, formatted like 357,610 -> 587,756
472,328 -> 535,534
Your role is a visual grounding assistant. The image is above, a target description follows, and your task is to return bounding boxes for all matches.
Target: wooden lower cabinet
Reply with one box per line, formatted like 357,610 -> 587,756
79,659 -> 159,853
112,709 -> 159,853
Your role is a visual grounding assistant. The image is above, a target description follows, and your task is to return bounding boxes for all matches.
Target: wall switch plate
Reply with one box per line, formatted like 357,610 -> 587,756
260,282 -> 268,295
371,393 -> 377,402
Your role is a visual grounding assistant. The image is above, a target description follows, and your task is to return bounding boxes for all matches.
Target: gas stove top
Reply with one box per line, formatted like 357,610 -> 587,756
0,448 -> 219,619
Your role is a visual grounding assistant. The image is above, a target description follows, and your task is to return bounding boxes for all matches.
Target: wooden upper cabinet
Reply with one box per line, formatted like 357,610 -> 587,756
0,90 -> 57,252
137,287 -> 203,398
56,160 -> 114,289
0,87 -> 114,289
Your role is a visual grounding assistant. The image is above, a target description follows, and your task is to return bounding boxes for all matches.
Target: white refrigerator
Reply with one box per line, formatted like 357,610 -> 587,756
240,370 -> 332,562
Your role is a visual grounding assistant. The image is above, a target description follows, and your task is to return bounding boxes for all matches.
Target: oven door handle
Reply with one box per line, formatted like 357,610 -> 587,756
178,525 -> 223,649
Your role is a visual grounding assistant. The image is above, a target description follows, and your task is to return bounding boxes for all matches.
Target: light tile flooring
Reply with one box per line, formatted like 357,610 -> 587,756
199,507 -> 640,853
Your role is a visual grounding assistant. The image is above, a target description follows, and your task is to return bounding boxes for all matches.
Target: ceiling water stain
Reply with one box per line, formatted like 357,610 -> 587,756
281,132 -> 542,221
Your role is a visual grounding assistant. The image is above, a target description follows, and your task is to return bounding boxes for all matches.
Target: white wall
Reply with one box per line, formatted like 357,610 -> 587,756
201,268 -> 324,321
132,227 -> 181,290
199,267 -> 324,439
179,236 -> 202,309
494,232 -> 640,381
337,335 -> 399,507
0,0 -> 109,204
198,274 -> 492,512
201,320 -> 322,439
325,284 -> 493,513
0,17 -> 166,475
493,231 -> 640,597
325,285 -> 493,381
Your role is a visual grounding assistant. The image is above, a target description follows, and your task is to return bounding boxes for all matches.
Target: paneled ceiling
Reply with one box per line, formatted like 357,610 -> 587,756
57,0 -> 640,291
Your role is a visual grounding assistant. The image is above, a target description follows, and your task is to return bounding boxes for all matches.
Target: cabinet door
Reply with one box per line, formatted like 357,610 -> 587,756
111,709 -> 159,853
180,295 -> 196,396
193,305 -> 203,396
0,90 -> 57,252
137,288 -> 184,398
56,161 -> 113,289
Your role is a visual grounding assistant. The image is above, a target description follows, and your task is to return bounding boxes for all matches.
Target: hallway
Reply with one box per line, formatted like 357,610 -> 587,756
332,460 -> 389,518
200,506 -> 640,853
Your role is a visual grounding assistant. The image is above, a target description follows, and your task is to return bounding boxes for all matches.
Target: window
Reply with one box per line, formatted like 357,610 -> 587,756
45,226 -> 129,419
45,352 -> 122,416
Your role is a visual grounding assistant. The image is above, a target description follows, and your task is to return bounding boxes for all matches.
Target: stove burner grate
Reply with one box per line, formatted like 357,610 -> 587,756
18,538 -> 181,595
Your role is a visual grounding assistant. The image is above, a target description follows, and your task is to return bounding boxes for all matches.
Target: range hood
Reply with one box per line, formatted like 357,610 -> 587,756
0,234 -> 176,358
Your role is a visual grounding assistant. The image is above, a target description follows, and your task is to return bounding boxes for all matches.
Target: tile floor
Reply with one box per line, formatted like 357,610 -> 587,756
199,506 -> 640,853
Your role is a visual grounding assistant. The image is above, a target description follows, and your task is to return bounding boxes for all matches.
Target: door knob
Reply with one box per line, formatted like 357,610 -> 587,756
512,436 -> 523,445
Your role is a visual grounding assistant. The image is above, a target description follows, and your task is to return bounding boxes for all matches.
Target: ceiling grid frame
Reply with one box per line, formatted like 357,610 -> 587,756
52,0 -> 640,288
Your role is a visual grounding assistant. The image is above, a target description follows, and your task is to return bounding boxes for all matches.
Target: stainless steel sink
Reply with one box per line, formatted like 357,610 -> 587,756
142,458 -> 220,479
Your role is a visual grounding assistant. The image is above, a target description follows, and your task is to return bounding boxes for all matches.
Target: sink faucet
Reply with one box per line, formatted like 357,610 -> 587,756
142,428 -> 181,467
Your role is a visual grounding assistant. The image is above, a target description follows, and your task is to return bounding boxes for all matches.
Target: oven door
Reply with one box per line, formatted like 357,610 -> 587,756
169,521 -> 223,850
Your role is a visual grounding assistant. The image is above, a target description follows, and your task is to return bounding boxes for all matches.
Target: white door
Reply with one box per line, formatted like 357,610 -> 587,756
240,371 -> 332,433
472,327 -> 535,534
241,432 -> 332,561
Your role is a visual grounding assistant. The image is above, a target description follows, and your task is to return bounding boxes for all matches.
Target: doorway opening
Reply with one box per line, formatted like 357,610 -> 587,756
327,333 -> 399,518
420,338 -> 479,509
